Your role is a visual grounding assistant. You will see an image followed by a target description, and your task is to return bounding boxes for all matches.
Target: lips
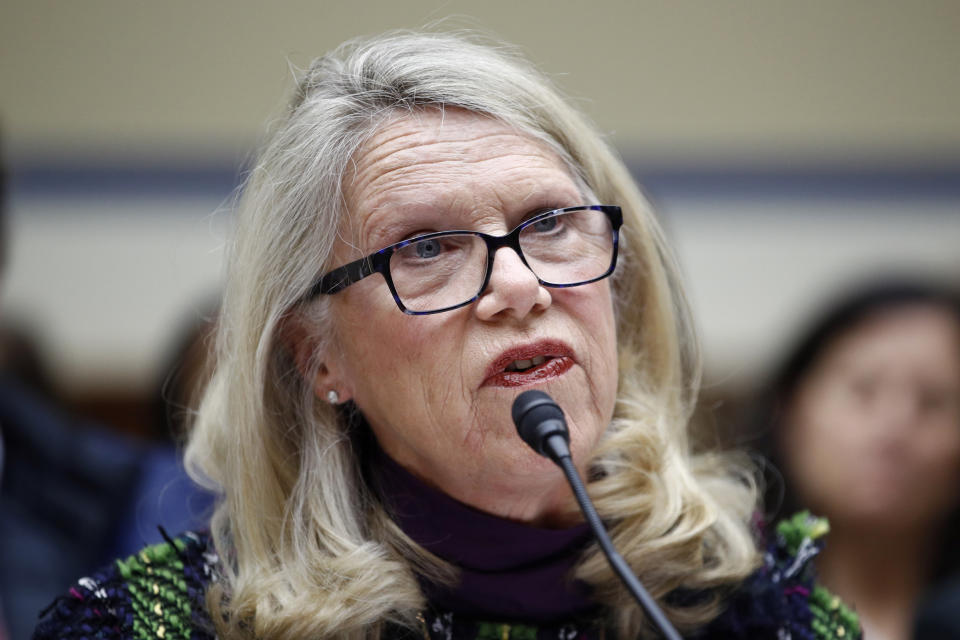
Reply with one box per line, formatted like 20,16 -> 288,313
482,340 -> 575,388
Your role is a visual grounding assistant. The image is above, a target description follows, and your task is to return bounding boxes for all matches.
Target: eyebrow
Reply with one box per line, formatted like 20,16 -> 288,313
358,205 -> 448,252
355,179 -> 584,250
363,202 -> 587,254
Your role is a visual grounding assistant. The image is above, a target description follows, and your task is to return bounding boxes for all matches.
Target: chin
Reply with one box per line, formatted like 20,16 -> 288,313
482,448 -> 565,494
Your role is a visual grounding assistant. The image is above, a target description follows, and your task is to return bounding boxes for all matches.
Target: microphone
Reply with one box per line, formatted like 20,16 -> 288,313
511,390 -> 682,640
511,388 -> 572,463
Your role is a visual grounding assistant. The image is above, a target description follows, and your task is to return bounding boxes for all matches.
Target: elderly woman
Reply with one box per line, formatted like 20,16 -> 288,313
35,31 -> 858,640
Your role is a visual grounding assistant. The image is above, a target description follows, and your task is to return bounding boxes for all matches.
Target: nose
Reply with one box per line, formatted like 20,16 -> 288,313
474,246 -> 551,321
872,383 -> 921,437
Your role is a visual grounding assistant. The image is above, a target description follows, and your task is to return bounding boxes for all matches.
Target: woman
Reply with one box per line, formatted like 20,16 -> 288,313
749,280 -> 960,640
35,31 -> 859,639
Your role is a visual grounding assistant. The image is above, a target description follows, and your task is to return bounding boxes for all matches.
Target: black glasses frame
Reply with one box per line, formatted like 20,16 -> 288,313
307,205 -> 623,315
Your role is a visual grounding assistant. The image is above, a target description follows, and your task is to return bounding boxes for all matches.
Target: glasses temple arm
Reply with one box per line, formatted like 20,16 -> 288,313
310,255 -> 378,297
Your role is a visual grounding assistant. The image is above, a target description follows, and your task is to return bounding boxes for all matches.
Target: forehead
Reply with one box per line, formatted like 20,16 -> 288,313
341,107 -> 581,249
825,305 -> 960,377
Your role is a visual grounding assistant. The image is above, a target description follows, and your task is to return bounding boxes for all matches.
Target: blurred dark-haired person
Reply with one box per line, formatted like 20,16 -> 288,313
0,130 -> 211,640
749,280 -> 960,640
0,130 -> 147,640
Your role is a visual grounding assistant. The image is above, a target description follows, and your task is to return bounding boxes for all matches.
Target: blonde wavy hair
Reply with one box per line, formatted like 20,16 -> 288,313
186,29 -> 760,640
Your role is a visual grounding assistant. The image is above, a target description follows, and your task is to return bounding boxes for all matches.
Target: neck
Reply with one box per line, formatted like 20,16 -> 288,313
371,445 -> 596,621
816,520 -> 937,640
391,446 -> 584,527
454,470 -> 581,527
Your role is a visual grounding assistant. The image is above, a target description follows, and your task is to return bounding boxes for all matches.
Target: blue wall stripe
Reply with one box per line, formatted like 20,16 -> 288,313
10,160 -> 960,204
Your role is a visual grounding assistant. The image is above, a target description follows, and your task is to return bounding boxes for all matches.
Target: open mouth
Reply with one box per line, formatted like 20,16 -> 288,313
483,342 -> 575,388
504,355 -> 550,372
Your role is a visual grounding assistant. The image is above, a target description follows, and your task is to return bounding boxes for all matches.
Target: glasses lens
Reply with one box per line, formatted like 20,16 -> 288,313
389,234 -> 487,312
385,208 -> 615,313
519,208 -> 614,285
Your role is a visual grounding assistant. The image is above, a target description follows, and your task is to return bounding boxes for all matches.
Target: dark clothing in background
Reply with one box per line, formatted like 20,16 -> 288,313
915,577 -> 960,639
0,377 -> 212,640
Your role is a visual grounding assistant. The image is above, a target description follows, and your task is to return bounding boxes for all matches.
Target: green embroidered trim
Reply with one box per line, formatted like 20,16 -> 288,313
776,510 -> 830,556
810,584 -> 860,639
476,622 -> 537,640
775,513 -> 861,638
115,538 -> 192,640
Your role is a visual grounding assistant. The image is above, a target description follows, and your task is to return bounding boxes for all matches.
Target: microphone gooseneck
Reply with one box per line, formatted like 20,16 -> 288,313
510,390 -> 683,640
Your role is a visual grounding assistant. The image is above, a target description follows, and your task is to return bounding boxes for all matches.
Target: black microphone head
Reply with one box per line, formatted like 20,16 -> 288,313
511,390 -> 569,458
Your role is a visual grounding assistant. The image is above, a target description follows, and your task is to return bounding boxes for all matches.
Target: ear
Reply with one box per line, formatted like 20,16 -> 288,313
280,312 -> 353,404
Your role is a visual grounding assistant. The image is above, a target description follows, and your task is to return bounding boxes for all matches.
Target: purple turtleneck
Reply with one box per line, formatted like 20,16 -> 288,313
372,447 -> 597,622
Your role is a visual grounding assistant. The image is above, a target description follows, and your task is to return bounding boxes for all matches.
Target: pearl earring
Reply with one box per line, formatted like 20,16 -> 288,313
326,390 -> 340,404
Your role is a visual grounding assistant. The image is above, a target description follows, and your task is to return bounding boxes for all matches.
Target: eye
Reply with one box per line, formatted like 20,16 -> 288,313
414,238 -> 443,259
528,214 -> 562,234
918,387 -> 959,416
532,216 -> 558,232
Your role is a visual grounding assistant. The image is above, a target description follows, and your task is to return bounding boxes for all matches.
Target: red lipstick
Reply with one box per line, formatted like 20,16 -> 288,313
482,341 -> 575,388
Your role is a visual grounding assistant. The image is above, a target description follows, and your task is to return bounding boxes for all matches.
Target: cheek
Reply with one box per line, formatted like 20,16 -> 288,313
915,421 -> 960,488
333,297 -> 468,420
595,313 -> 619,407
330,292 -> 407,400
592,286 -> 619,386
787,385 -> 857,452
780,390 -> 857,492
885,422 -> 960,523
564,284 -> 619,442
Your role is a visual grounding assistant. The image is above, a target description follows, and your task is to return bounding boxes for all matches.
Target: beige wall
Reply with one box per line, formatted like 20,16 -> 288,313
3,0 -> 959,163
2,1 -> 959,394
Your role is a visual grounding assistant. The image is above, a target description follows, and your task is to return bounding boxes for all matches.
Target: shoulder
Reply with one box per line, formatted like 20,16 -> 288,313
701,512 -> 861,640
33,531 -> 217,640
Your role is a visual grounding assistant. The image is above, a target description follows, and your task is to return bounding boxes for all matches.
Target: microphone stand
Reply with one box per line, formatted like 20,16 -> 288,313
553,450 -> 682,640
545,436 -> 682,640
512,390 -> 683,640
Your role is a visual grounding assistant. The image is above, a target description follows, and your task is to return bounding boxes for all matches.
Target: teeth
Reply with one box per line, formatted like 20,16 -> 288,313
505,355 -> 549,372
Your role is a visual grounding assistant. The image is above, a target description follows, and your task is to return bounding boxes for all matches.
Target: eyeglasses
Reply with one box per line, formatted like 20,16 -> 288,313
308,205 -> 623,315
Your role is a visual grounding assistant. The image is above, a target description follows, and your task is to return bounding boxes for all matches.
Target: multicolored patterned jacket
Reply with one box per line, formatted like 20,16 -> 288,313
33,513 -> 859,639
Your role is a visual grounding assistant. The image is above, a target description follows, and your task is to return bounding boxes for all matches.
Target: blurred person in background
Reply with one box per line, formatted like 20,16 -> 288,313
0,134 -> 212,639
748,280 -> 960,640
0,133 -> 140,639
108,303 -> 218,559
